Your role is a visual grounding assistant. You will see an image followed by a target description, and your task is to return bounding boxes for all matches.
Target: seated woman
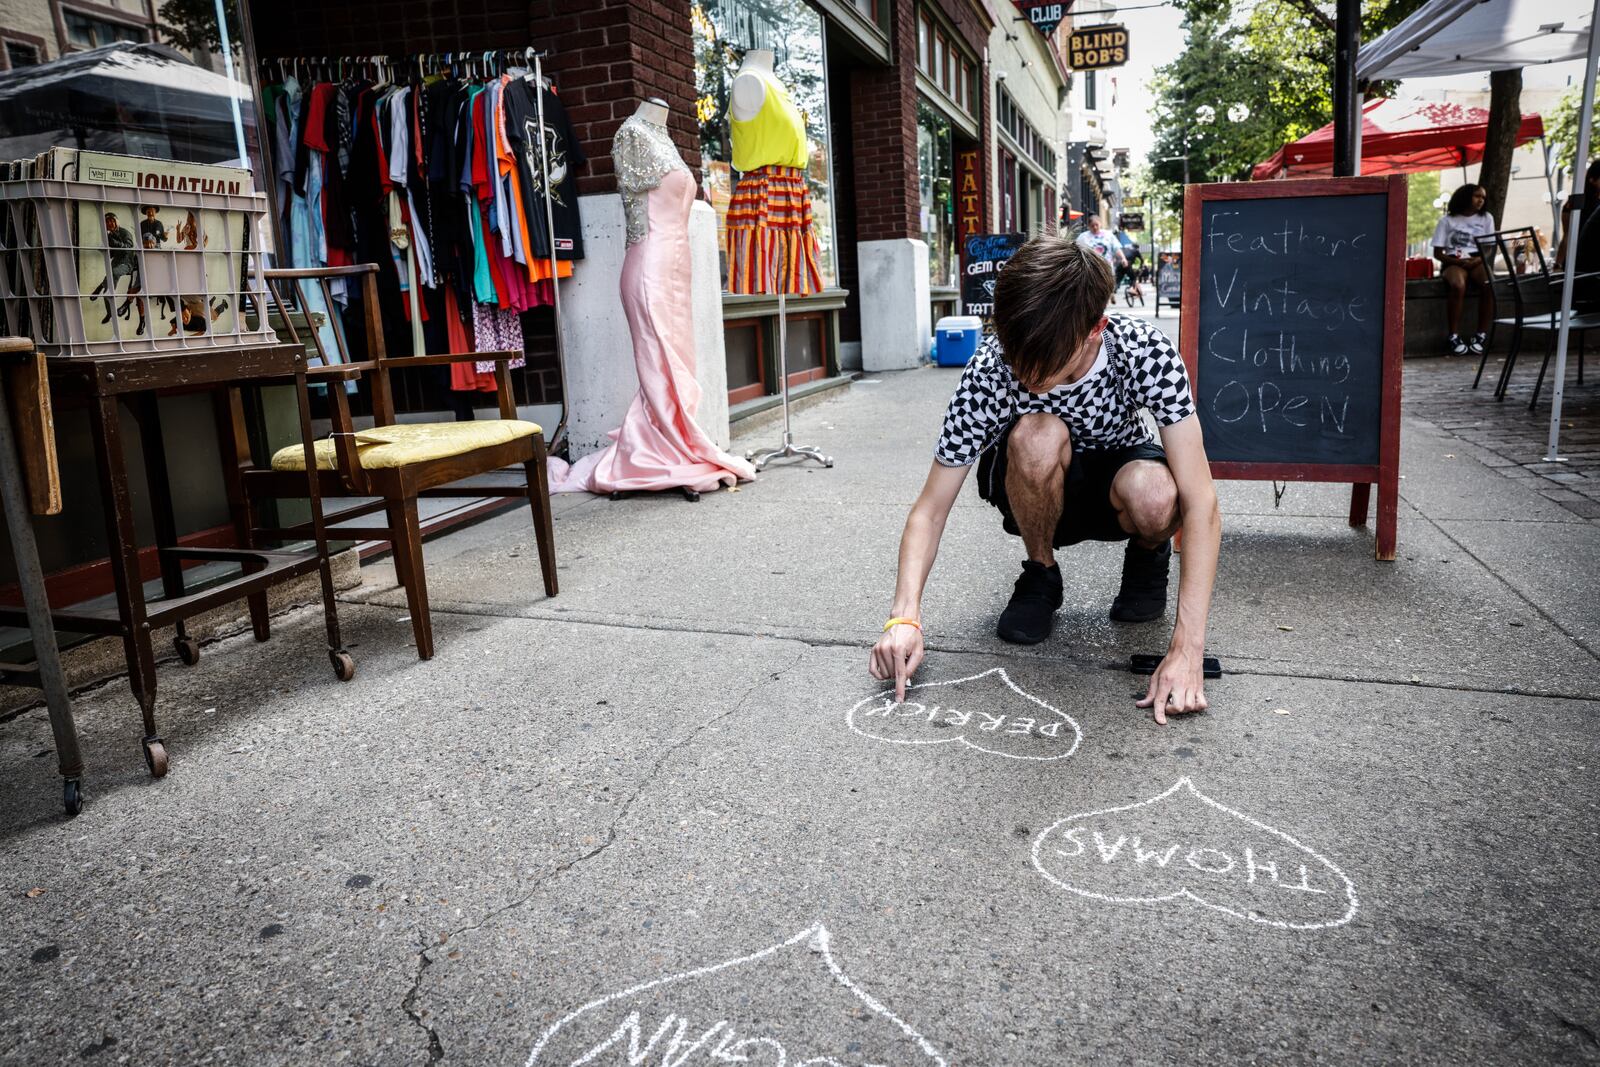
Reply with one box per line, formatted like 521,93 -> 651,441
1432,183 -> 1497,356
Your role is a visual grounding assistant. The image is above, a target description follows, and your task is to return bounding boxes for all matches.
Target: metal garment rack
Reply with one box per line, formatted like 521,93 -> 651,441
746,286 -> 833,470
256,48 -> 572,452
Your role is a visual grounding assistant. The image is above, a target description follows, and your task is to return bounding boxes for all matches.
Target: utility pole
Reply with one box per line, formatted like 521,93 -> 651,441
1333,0 -> 1360,176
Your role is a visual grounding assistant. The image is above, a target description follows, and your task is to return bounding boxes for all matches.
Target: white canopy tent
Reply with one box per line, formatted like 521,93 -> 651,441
1358,0 -> 1597,459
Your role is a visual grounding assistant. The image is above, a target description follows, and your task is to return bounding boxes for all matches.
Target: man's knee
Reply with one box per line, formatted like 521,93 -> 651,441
1444,271 -> 1466,294
1117,461 -> 1180,539
1008,414 -> 1071,477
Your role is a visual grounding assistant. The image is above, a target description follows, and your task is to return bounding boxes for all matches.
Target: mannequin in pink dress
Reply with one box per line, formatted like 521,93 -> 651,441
552,100 -> 756,497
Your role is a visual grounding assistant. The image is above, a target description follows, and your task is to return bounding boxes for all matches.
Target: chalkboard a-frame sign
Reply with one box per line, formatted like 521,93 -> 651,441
1181,176 -> 1405,560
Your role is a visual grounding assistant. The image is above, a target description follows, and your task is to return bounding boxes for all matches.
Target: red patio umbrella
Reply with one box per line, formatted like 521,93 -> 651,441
1250,96 -> 1545,180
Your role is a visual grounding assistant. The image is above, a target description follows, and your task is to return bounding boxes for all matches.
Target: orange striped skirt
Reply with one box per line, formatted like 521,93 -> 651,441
726,165 -> 823,296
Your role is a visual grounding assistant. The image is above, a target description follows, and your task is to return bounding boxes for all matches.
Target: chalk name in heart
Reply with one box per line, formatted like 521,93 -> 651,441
1031,778 -> 1360,930
847,667 -> 1081,762
1196,196 -> 1387,466
526,923 -> 947,1066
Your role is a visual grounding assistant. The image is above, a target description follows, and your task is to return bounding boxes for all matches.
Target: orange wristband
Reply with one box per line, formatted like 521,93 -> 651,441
883,617 -> 922,633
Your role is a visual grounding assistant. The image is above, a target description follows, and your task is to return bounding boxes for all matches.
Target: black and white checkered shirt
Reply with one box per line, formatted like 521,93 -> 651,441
933,313 -> 1196,466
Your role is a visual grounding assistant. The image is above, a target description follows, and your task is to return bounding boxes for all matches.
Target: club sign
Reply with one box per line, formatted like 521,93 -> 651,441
1067,24 -> 1130,70
1014,1 -> 1069,38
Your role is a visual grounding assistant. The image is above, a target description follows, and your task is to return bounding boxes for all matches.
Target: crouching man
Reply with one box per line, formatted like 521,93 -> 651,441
868,235 -> 1221,724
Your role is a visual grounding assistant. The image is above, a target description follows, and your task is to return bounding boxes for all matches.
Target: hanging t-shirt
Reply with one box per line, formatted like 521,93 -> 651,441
1431,212 -> 1496,258
501,78 -> 586,260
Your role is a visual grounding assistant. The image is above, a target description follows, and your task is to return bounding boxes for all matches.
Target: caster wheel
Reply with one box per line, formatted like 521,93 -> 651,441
824,460 -> 835,468
331,651 -> 356,682
609,491 -> 625,502
63,778 -> 83,817
174,635 -> 200,666
681,487 -> 700,503
142,738 -> 169,778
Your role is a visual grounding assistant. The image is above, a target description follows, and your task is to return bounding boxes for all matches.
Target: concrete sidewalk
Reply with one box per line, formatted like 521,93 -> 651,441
1,327 -> 1597,1065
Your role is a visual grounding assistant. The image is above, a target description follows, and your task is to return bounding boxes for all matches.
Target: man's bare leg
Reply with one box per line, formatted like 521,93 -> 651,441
1111,460 -> 1181,546
998,414 -> 1072,644
1109,459 -> 1181,622
1005,413 -> 1074,565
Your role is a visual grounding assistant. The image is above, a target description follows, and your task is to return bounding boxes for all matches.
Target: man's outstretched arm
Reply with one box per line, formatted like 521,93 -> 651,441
1138,416 -> 1221,723
869,461 -> 971,701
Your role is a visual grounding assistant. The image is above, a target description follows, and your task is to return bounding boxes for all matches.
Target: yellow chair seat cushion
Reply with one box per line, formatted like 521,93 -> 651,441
271,419 -> 541,472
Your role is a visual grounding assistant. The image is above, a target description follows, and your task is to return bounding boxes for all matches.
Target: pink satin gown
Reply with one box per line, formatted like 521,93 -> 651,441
554,168 -> 756,494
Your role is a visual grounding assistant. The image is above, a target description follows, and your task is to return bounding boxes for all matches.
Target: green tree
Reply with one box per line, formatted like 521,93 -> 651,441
157,0 -> 241,55
1148,0 -> 1430,202
1406,170 -> 1441,246
1547,84 -> 1584,178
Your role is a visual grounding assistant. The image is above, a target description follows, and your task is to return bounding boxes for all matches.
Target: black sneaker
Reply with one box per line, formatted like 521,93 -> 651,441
1110,540 -> 1171,623
997,560 -> 1063,645
1467,332 -> 1487,356
1447,334 -> 1468,356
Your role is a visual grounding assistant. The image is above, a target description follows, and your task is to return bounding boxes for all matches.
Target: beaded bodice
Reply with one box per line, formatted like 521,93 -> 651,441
614,114 -> 692,245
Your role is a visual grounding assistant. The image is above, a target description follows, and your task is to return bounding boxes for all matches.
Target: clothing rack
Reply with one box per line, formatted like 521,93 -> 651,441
257,47 -> 572,452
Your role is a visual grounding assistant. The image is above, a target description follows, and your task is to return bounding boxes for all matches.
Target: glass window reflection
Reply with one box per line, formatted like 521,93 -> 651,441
693,0 -> 838,293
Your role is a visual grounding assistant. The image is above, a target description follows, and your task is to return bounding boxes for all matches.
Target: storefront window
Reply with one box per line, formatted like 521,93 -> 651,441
692,0 -> 839,293
917,99 -> 955,290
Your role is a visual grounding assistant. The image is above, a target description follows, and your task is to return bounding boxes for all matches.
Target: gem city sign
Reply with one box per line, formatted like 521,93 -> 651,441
1066,24 -> 1131,70
1014,1 -> 1069,37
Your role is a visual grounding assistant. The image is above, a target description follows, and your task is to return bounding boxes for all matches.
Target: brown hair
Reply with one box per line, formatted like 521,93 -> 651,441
992,234 -> 1114,388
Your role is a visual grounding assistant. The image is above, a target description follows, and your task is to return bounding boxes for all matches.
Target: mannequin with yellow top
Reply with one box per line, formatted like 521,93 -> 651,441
726,49 -> 831,469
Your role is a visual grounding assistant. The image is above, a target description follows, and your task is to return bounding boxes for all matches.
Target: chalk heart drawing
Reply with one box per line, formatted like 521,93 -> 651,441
1031,778 -> 1359,930
525,923 -> 946,1067
847,667 -> 1081,762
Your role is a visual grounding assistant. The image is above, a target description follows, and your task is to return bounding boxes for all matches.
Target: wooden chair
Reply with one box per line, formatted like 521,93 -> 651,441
230,263 -> 557,660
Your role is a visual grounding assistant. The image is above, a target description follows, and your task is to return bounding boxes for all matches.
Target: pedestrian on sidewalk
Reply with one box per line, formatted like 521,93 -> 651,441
868,235 -> 1221,724
1432,184 -> 1496,357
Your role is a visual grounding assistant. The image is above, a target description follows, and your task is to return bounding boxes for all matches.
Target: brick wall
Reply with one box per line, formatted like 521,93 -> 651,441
850,0 -> 993,244
529,1 -> 698,197
849,1 -> 919,243
252,2 -> 698,197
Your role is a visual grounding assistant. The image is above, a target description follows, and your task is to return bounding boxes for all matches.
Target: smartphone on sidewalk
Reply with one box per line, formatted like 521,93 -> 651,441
1130,653 -> 1222,678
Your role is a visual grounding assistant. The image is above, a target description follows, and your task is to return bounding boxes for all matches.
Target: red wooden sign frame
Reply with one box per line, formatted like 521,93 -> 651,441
1180,176 -> 1405,561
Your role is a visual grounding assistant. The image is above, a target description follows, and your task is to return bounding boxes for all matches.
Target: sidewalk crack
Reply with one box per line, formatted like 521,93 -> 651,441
402,947 -> 445,1063
397,642 -> 811,1051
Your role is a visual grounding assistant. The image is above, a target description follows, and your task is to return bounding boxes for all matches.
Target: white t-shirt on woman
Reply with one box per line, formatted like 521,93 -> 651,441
1432,212 -> 1497,257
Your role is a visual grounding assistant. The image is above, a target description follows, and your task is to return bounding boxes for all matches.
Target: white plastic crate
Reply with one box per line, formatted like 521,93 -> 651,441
0,177 -> 275,356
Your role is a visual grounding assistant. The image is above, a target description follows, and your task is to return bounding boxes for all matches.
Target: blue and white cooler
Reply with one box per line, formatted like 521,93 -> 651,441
933,315 -> 982,367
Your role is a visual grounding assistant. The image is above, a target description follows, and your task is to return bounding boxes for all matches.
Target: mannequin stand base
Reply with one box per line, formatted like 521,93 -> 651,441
609,487 -> 700,503
747,438 -> 833,470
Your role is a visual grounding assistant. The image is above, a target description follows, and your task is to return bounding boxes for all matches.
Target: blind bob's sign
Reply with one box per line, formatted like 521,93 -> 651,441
1068,25 -> 1130,70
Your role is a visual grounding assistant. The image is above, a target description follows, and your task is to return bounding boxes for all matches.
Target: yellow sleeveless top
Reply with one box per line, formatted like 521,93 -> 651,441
729,70 -> 808,172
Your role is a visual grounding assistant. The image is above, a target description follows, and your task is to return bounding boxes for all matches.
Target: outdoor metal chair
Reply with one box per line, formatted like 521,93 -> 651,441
1473,227 -> 1600,408
233,264 -> 557,660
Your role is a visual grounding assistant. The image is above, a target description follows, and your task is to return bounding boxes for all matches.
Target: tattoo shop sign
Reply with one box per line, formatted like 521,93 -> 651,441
1031,779 -> 1360,930
961,234 -> 1026,321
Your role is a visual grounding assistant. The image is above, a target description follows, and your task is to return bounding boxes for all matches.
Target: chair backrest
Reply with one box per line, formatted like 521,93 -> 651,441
263,264 -> 395,425
1475,227 -> 1538,315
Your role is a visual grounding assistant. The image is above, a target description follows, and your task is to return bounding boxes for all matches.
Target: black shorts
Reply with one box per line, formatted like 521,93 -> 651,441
976,423 -> 1168,547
